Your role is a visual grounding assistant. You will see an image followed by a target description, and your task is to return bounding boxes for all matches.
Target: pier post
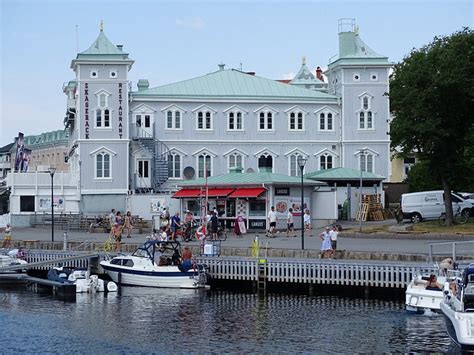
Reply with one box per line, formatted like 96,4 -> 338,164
309,284 -> 315,296
364,286 -> 370,298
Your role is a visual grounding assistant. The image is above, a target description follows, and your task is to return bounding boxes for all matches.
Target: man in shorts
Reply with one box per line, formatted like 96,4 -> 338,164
286,208 -> 295,237
267,206 -> 278,238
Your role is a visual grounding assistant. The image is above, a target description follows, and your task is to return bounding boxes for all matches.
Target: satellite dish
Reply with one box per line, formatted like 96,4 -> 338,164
183,166 -> 195,179
246,168 -> 254,173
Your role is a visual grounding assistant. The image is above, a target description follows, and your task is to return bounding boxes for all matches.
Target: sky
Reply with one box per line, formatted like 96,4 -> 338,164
0,0 -> 472,146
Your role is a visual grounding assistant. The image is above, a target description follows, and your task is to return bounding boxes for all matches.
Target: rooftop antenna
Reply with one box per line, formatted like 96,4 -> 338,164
100,20 -> 104,32
75,25 -> 79,54
239,62 -> 243,71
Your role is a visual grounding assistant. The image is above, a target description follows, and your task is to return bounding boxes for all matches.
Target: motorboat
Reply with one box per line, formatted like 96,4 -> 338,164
405,271 -> 460,313
405,259 -> 460,313
100,240 -> 209,289
440,263 -> 474,351
0,249 -> 27,273
47,267 -> 117,293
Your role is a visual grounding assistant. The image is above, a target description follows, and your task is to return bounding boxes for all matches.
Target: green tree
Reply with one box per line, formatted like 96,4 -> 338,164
390,28 -> 474,225
406,161 -> 442,192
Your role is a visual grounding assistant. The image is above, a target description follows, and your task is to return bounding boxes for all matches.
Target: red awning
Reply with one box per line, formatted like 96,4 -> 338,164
172,189 -> 201,198
203,188 -> 235,197
228,187 -> 266,198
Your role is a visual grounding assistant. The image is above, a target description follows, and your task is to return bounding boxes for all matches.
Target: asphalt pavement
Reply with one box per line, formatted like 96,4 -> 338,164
6,222 -> 474,256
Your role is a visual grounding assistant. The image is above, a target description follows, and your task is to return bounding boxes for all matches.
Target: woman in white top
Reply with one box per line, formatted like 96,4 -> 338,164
303,209 -> 311,234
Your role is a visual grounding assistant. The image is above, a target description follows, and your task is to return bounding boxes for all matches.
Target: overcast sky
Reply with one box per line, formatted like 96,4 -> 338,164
0,0 -> 472,145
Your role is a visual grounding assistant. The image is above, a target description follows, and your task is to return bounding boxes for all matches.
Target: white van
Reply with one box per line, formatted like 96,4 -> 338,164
401,190 -> 471,223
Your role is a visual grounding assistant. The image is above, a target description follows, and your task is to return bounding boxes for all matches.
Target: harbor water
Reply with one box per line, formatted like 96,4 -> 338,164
0,287 -> 458,353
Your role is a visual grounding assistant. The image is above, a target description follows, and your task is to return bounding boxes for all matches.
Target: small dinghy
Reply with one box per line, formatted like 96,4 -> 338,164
47,267 -> 117,293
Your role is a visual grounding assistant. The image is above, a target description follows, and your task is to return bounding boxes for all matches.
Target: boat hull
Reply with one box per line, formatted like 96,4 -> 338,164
440,302 -> 474,351
405,286 -> 444,313
101,262 -> 200,289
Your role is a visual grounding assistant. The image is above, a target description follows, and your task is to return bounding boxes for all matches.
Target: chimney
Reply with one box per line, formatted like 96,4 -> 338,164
117,44 -> 123,52
316,67 -> 324,82
218,63 -> 225,71
137,79 -> 149,91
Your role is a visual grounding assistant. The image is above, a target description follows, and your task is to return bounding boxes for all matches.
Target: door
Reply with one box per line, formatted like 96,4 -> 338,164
136,114 -> 154,138
422,193 -> 443,218
136,159 -> 151,188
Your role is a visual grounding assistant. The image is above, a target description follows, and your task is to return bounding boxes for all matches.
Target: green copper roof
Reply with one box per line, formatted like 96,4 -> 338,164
132,69 -> 338,101
304,167 -> 385,181
75,30 -> 131,62
290,61 -> 323,86
22,130 -> 69,149
329,31 -> 389,69
179,171 -> 326,187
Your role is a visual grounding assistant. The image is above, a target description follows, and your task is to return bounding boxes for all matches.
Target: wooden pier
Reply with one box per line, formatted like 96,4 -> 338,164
0,250 -> 442,291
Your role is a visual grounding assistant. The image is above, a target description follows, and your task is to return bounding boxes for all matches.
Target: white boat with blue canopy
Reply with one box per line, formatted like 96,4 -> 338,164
100,240 -> 208,289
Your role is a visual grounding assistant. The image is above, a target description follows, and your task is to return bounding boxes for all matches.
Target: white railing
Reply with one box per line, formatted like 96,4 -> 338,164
7,172 -> 77,188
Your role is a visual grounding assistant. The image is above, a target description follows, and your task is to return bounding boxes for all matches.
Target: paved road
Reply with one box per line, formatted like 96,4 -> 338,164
6,226 -> 474,256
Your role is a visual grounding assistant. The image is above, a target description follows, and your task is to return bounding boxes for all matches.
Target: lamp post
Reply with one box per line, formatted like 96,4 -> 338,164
358,149 -> 366,232
48,167 -> 56,243
297,156 -> 307,250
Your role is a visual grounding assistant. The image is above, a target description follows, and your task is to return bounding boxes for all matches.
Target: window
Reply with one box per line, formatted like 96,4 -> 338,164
20,196 -> 35,212
258,155 -> 273,172
360,153 -> 374,173
228,111 -> 243,131
197,154 -> 212,178
90,70 -> 98,78
197,111 -> 212,130
258,112 -> 273,131
319,112 -> 334,131
95,92 -> 111,128
353,73 -> 360,81
96,152 -> 111,178
168,153 -> 181,179
288,111 -> 304,131
166,110 -> 181,130
249,200 -> 266,217
138,160 -> 149,179
319,154 -> 333,170
289,153 -> 305,176
228,152 -> 243,171
370,73 -> 378,81
109,70 -> 117,79
358,95 -> 374,130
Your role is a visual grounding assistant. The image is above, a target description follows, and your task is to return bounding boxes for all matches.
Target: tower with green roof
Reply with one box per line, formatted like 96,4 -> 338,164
66,23 -> 134,212
325,18 -> 391,179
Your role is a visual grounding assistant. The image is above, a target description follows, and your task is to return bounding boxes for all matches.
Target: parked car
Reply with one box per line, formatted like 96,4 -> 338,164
457,192 -> 474,212
401,190 -> 471,223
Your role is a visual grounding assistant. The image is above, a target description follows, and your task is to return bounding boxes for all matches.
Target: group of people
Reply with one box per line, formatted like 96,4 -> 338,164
319,225 -> 339,259
108,209 -> 135,252
156,209 -> 221,243
266,206 -> 313,238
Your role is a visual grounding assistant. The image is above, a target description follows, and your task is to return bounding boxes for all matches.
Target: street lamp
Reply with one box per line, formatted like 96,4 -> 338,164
48,167 -> 56,243
358,149 -> 367,232
297,156 -> 307,250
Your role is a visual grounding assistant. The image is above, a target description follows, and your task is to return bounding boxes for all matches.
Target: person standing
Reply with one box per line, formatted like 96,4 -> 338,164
112,222 -> 123,252
170,212 -> 181,241
329,225 -> 339,258
181,246 -> 193,271
210,211 -> 219,240
2,223 -> 12,249
304,209 -> 312,235
267,206 -> 278,238
319,226 -> 333,259
124,211 -> 134,238
286,208 -> 295,237
109,209 -> 116,229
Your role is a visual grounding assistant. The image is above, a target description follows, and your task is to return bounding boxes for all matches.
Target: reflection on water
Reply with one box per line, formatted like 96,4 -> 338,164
0,287 -> 458,353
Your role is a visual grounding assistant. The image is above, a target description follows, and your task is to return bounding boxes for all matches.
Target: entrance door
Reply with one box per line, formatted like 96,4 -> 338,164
136,159 -> 151,188
136,114 -> 154,138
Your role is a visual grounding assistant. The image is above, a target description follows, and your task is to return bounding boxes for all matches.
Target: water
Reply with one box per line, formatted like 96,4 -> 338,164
0,287 -> 459,354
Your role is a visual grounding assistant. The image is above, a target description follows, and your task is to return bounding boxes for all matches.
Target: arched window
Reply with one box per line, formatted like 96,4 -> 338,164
258,155 -> 273,172
197,154 -> 212,177
168,153 -> 181,178
95,152 -> 111,178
